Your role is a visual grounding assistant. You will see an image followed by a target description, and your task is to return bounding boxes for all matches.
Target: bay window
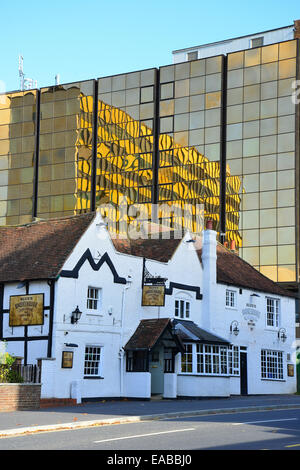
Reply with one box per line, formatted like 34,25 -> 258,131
181,343 -> 228,376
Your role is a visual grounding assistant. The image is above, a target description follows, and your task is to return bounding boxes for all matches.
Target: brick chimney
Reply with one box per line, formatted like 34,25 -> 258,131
201,220 -> 217,331
294,19 -> 300,39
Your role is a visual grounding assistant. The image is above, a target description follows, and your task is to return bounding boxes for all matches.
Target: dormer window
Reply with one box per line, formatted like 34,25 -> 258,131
175,299 -> 190,319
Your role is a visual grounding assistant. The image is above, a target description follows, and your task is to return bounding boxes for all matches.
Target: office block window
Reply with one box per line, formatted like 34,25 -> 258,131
158,57 -> 225,234
251,37 -> 264,48
96,70 -> 155,234
187,51 -> 198,61
37,80 -> 94,219
226,40 -> 297,282
0,90 -> 37,225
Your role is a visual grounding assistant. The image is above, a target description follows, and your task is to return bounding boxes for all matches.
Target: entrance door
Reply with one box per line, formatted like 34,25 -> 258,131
150,348 -> 164,395
240,352 -> 248,395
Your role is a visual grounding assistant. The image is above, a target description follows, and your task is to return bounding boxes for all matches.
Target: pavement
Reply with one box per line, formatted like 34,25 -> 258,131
1,394 -> 300,438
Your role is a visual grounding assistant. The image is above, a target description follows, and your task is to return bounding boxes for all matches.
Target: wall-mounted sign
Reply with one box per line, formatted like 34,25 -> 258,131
9,294 -> 44,327
142,285 -> 165,307
242,307 -> 260,324
62,351 -> 74,369
287,363 -> 294,377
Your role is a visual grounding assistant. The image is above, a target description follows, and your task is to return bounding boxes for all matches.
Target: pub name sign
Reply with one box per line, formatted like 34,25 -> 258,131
9,294 -> 44,327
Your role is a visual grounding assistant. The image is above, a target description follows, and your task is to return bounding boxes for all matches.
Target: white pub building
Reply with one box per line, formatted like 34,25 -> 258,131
0,211 -> 296,402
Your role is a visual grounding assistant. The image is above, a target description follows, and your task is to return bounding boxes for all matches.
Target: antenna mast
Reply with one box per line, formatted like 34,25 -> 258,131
18,55 -> 37,91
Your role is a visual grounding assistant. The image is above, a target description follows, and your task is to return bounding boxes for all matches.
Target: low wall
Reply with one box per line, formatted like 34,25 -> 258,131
0,383 -> 41,411
177,375 -> 230,397
123,372 -> 151,399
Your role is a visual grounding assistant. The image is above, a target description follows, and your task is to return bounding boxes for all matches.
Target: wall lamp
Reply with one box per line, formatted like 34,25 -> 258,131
230,320 -> 240,336
278,328 -> 287,343
71,306 -> 82,324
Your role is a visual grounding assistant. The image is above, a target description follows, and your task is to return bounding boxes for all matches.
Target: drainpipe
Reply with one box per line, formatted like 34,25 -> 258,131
119,276 -> 132,397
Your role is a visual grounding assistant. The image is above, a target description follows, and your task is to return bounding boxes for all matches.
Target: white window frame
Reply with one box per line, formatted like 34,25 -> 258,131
266,297 -> 280,328
87,287 -> 102,313
226,289 -> 237,309
228,345 -> 240,376
181,343 -> 228,376
84,345 -> 103,377
261,349 -> 284,380
175,299 -> 190,319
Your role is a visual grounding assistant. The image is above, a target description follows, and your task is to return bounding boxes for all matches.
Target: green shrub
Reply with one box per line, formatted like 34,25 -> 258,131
0,353 -> 23,383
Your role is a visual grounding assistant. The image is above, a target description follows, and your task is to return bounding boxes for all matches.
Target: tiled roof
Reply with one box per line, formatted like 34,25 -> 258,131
114,234 -> 294,298
197,243 -> 295,298
112,237 -> 181,263
0,212 -> 294,299
0,213 -> 95,282
173,319 -> 230,345
124,318 -> 172,350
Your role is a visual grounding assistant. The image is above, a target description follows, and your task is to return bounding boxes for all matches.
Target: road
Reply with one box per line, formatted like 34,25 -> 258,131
1,408 -> 300,453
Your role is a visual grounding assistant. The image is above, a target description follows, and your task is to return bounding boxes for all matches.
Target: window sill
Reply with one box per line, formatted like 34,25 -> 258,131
261,378 -> 285,382
178,373 -> 230,378
83,376 -> 104,380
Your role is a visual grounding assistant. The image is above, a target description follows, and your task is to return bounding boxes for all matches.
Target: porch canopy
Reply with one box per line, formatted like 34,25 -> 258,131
173,319 -> 230,346
124,318 -> 230,372
124,318 -> 184,372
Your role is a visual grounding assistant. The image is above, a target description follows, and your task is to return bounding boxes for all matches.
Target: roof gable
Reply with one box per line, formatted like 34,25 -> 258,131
124,318 -> 177,351
0,213 -> 95,282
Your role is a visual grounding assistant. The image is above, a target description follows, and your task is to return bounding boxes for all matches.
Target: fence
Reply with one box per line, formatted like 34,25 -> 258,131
13,364 -> 41,384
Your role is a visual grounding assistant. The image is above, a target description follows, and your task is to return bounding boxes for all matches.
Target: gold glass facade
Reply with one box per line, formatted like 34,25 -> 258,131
158,58 -> 223,232
96,70 -> 155,232
226,40 -> 298,282
0,90 -> 37,225
0,39 -> 298,285
37,81 -> 94,218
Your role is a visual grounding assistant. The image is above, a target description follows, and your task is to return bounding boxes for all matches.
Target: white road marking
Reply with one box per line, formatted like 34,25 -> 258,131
94,427 -> 195,443
232,418 -> 298,426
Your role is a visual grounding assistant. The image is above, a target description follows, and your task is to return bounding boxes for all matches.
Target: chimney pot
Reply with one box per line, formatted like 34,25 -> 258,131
206,219 -> 213,230
230,240 -> 236,251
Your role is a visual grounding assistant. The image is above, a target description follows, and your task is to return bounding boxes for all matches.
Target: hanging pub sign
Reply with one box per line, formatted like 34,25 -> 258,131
9,294 -> 44,327
142,285 -> 165,307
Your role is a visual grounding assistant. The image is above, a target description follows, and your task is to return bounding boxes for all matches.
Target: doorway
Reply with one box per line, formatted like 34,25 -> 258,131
149,347 -> 164,395
240,351 -> 248,395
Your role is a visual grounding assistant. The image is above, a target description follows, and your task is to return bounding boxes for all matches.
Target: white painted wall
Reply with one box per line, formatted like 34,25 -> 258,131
124,372 -> 151,399
177,375 -> 230,397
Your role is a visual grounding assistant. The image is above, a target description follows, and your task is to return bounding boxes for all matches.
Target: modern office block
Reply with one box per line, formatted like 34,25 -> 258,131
0,20 -> 299,293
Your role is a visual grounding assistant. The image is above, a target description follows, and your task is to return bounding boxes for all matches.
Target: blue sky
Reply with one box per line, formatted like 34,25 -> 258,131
0,0 -> 299,92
